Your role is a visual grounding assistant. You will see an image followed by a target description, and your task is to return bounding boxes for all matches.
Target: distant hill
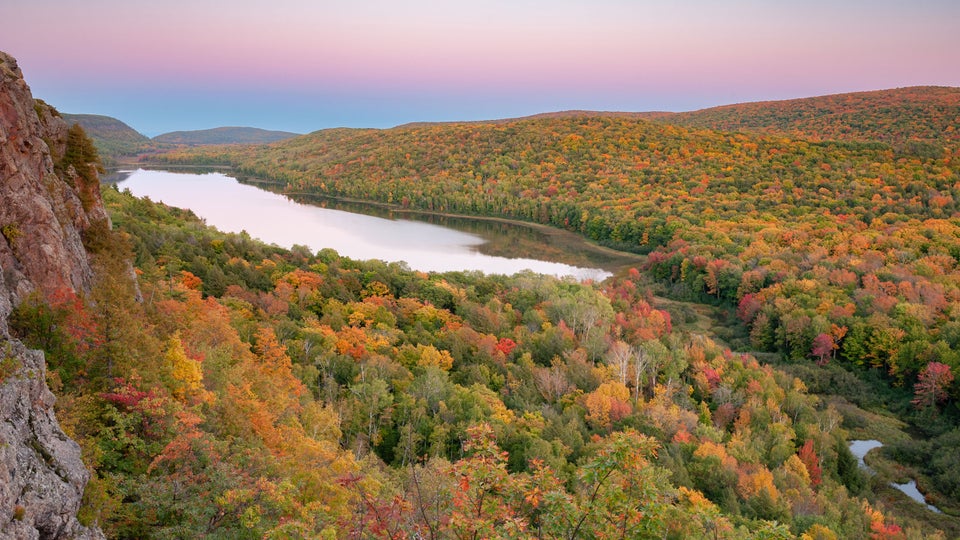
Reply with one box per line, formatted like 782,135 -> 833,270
656,86 -> 960,154
62,113 -> 153,164
332,87 -> 960,156
397,87 -> 960,154
58,117 -> 302,163
395,110 -> 665,129
153,126 -> 300,145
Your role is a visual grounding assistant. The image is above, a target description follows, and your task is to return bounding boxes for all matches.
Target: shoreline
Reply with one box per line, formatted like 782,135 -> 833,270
118,165 -> 644,278
236,177 -> 648,270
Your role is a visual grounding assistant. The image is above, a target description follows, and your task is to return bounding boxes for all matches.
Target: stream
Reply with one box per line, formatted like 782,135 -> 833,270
848,439 -> 942,513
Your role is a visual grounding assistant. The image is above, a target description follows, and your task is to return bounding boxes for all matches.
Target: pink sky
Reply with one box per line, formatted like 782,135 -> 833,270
3,0 -> 958,135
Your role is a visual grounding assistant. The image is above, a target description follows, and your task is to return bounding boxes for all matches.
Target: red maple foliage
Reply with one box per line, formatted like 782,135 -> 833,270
912,362 -> 955,411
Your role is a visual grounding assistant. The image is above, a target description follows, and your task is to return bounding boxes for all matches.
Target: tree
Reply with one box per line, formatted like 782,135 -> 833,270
447,423 -> 527,538
565,430 -> 673,539
912,361 -> 954,412
797,440 -> 822,487
583,382 -> 632,431
811,333 -> 836,366
61,122 -> 104,198
165,332 -> 204,402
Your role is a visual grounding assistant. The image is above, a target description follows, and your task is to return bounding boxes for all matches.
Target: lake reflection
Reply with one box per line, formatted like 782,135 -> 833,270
110,169 -> 628,280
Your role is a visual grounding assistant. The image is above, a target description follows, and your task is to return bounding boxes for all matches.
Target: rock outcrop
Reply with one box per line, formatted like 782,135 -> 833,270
0,52 -> 107,319
1,51 -> 105,539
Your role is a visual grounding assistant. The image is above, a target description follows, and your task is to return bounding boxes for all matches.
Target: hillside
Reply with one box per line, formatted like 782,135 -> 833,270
13,173 -> 918,538
152,90 -> 960,529
153,126 -> 300,145
6,49 -> 956,536
62,112 -> 153,164
658,86 -> 960,154
384,86 -> 960,153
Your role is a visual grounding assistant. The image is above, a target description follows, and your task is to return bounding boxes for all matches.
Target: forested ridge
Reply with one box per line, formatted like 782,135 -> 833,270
152,126 -> 300,146
657,86 -> 960,151
13,181 -> 935,538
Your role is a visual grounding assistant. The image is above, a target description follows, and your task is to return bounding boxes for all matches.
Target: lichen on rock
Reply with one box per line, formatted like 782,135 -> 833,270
0,337 -> 104,540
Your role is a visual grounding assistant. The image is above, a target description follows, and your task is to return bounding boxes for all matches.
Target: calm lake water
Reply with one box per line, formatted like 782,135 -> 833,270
109,169 -> 640,280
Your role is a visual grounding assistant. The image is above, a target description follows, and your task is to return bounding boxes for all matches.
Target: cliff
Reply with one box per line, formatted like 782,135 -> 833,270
0,51 -> 105,539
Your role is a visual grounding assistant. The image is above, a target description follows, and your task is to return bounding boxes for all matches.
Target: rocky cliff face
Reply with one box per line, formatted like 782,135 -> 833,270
0,52 -> 107,319
1,51 -> 105,539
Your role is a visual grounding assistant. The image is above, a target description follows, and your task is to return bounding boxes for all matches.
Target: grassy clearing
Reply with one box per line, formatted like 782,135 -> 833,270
828,397 -> 911,444
651,296 -> 753,352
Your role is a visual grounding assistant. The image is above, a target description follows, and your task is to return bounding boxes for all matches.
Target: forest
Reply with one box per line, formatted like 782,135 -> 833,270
9,176 -> 941,538
142,87 -> 960,536
152,91 -> 960,401
12,87 -> 955,537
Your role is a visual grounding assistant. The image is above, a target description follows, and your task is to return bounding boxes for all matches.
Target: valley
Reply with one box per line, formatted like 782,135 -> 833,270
136,89 -> 960,537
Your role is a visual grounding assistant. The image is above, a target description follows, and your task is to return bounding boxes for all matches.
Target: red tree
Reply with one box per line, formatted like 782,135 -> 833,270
912,362 -> 954,411
797,440 -> 822,487
810,333 -> 836,365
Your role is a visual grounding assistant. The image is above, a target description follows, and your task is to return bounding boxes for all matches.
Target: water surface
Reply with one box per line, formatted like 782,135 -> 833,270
848,439 -> 882,469
110,169 -> 632,280
848,440 -> 942,513
894,480 -> 942,513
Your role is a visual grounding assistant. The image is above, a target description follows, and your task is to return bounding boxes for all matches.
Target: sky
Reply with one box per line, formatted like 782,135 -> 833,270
3,0 -> 959,136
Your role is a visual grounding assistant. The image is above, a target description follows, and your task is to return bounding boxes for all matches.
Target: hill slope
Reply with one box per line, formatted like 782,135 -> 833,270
157,107 -> 960,256
62,113 -> 152,164
152,91 -> 960,518
153,126 -> 300,145
23,170 -> 907,538
658,86 -> 960,153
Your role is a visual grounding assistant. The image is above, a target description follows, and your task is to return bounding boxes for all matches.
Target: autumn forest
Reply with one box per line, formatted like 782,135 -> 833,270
17,87 -> 960,538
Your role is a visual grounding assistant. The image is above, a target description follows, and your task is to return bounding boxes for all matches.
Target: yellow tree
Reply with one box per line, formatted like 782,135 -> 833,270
165,332 -> 205,403
583,381 -> 632,431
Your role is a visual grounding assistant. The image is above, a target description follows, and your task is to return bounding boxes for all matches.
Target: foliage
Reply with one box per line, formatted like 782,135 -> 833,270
27,84 -> 960,535
659,86 -> 960,151
57,123 -> 105,211
1,222 -> 22,248
60,123 -> 104,181
912,362 -> 955,412
8,185 -> 930,537
151,90 -> 960,439
0,343 -> 22,383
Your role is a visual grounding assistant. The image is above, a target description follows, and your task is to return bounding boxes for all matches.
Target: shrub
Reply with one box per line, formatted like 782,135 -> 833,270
1,223 -> 22,248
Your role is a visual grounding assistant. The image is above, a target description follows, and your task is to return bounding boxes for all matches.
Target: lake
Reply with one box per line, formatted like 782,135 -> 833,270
108,169 -> 641,280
